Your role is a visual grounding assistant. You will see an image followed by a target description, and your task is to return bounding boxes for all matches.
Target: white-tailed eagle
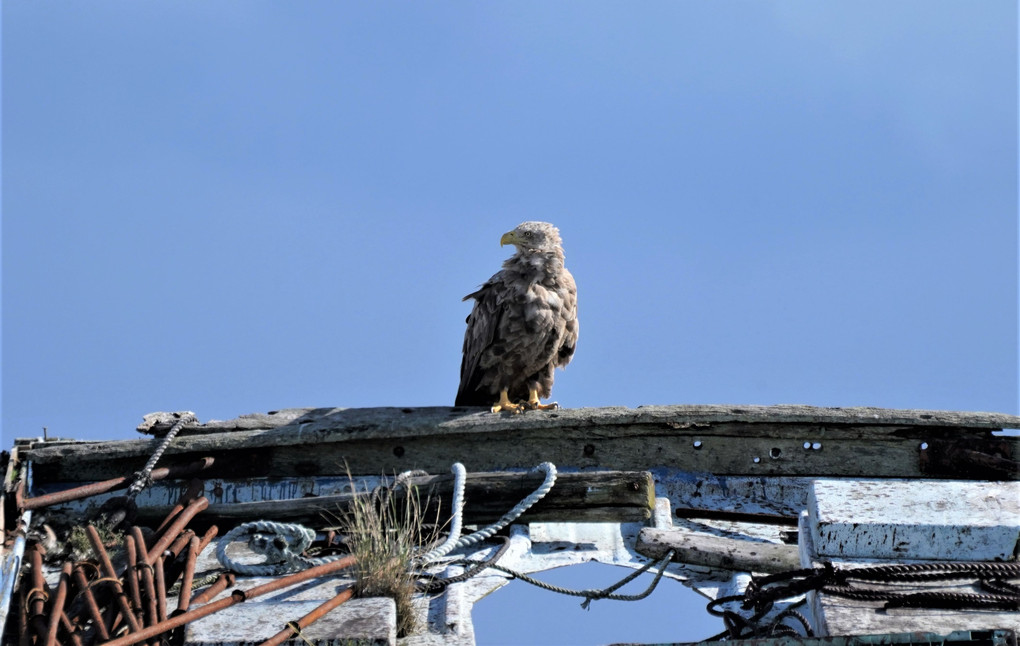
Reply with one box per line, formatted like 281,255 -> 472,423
456,222 -> 578,413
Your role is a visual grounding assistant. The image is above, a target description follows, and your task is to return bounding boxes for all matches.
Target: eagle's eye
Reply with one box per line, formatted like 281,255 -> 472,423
523,231 -> 533,238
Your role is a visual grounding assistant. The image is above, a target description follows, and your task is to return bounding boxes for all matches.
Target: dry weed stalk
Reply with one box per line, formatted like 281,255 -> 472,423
336,473 -> 440,637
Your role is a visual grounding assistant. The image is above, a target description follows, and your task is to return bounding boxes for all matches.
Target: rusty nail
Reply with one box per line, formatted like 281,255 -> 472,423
72,566 -> 111,641
258,587 -> 355,646
43,562 -> 72,646
100,557 -> 355,646
146,496 -> 209,565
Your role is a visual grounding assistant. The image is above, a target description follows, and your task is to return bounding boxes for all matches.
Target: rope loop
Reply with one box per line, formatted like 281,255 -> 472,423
216,521 -> 344,576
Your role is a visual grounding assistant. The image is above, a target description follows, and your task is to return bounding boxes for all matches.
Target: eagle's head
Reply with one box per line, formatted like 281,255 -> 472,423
500,221 -> 563,253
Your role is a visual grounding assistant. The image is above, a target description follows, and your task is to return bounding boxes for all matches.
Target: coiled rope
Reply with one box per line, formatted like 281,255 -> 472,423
216,520 -> 346,576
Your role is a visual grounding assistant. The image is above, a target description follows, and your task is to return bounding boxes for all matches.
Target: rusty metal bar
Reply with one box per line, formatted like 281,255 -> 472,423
123,534 -> 145,622
196,524 -> 219,556
145,496 -> 209,565
131,528 -> 159,629
27,544 -> 48,619
85,525 -> 142,634
59,610 -> 84,646
154,555 -> 168,624
154,478 -> 206,535
258,587 -> 355,646
44,562 -> 72,646
189,573 -> 234,606
21,458 -> 214,511
101,556 -> 356,646
176,537 -> 201,614
72,566 -> 111,641
164,529 -> 196,562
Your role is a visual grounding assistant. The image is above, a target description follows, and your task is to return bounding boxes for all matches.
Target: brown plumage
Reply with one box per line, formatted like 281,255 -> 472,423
456,222 -> 578,413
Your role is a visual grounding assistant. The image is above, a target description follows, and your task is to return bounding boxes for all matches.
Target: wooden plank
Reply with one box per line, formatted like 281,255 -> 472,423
636,527 -> 800,573
23,405 -> 1020,482
124,470 -> 655,526
27,424 -> 1020,483
133,405 -> 1020,437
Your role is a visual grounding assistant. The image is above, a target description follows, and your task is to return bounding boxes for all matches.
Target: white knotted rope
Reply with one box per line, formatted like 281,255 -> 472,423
216,520 -> 345,576
418,461 -> 557,565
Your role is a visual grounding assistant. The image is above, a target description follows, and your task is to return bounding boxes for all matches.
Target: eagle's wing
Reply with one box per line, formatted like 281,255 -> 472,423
455,277 -> 504,406
556,270 -> 579,369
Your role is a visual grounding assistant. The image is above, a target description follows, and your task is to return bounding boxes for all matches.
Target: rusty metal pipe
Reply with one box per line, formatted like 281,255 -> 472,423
27,544 -> 48,620
85,525 -> 142,634
154,478 -> 206,535
72,566 -> 111,641
22,458 -> 215,511
196,524 -> 219,556
164,529 -> 196,562
258,587 -> 355,646
176,536 -> 201,614
59,610 -> 84,646
145,496 -> 209,565
100,556 -> 356,646
123,534 -> 145,621
43,562 -> 72,646
154,555 -> 168,624
131,528 -> 159,628
189,573 -> 234,606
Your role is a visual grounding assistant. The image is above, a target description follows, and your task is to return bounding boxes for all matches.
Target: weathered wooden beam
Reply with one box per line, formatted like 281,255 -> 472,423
129,470 -> 655,527
636,527 -> 800,573
23,405 -> 1020,482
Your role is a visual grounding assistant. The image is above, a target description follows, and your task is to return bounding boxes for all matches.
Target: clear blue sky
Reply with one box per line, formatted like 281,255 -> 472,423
3,2 -> 1017,643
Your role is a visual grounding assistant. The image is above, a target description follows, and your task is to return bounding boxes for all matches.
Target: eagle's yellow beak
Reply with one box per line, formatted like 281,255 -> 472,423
500,231 -> 518,247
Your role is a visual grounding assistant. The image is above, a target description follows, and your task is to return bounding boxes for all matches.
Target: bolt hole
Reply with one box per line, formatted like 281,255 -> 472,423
811,442 -> 822,450
393,446 -> 405,457
753,456 -> 761,463
920,442 -> 929,450
803,442 -> 812,450
583,444 -> 595,457
693,440 -> 703,449
769,447 -> 782,459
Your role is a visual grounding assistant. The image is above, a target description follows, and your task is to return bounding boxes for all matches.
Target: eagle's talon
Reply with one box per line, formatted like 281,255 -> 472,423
491,389 -> 524,414
523,389 -> 558,411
